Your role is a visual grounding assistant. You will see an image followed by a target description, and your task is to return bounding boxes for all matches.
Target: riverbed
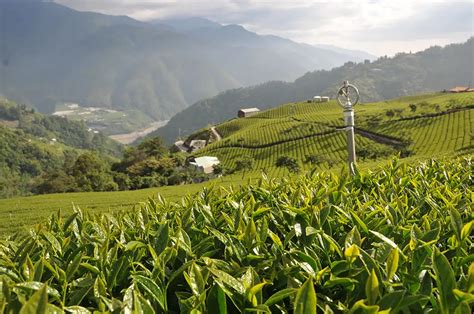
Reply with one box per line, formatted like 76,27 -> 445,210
109,120 -> 169,144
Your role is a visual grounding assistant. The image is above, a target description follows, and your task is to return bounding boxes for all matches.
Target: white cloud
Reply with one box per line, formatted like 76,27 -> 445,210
54,0 -> 473,56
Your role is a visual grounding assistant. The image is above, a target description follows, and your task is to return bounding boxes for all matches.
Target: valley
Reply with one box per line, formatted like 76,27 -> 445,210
109,120 -> 169,144
0,1 -> 372,124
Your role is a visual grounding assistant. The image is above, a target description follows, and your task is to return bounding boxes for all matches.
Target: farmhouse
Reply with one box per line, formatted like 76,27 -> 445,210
188,156 -> 220,174
238,108 -> 260,118
171,139 -> 207,153
172,140 -> 188,153
313,96 -> 330,103
188,140 -> 207,152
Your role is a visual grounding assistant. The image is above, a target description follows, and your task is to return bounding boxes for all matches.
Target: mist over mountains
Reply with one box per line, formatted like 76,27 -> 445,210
0,1 -> 373,121
155,39 -> 473,143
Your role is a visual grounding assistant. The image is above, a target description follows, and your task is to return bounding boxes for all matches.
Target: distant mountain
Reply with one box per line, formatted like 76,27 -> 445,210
155,17 -> 376,85
154,39 -> 474,143
0,2 -> 372,124
313,44 -> 376,61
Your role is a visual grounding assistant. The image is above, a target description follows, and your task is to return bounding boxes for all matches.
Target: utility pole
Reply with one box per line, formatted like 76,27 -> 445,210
337,81 -> 360,175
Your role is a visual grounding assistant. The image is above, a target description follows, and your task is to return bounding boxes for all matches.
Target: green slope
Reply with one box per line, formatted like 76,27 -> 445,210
194,92 -> 474,175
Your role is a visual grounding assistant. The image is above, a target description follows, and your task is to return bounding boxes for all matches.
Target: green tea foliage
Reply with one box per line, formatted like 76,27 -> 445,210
1,158 -> 473,312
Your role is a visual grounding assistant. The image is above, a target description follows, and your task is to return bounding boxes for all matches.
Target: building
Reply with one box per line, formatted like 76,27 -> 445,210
238,108 -> 260,118
447,86 -> 474,93
171,139 -> 208,153
313,96 -> 329,103
171,140 -> 188,153
189,156 -> 220,174
188,140 -> 207,152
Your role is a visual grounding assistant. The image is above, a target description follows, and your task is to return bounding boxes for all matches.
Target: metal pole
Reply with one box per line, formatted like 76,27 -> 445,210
344,108 -> 356,175
336,81 -> 359,176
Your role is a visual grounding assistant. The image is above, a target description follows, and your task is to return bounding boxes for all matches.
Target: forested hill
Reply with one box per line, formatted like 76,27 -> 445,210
0,98 -> 122,197
0,99 -> 122,156
155,38 -> 473,143
0,2 -> 371,121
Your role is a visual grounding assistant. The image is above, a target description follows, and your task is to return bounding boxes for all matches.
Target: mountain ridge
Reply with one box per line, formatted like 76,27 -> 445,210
154,38 -> 473,143
0,2 -> 372,125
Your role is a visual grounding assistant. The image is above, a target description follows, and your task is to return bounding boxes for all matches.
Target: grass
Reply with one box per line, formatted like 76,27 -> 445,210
0,174 -> 267,237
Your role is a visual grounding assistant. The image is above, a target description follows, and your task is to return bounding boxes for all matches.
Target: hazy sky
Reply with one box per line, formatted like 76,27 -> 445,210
54,0 -> 473,56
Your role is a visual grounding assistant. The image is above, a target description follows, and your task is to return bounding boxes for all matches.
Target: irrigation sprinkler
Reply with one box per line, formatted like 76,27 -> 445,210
337,81 -> 360,175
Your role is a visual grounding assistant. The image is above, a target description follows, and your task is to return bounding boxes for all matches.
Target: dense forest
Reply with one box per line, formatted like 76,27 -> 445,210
156,38 -> 473,143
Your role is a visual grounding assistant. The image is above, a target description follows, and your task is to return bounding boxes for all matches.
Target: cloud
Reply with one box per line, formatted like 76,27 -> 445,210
53,0 -> 473,55
350,2 -> 473,41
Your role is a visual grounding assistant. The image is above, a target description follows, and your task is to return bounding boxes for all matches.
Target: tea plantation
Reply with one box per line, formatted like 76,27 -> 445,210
0,157 -> 473,312
198,92 -> 474,175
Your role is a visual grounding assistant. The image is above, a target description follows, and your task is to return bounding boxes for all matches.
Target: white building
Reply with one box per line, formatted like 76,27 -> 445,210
238,108 -> 260,118
313,96 -> 330,103
189,156 -> 220,174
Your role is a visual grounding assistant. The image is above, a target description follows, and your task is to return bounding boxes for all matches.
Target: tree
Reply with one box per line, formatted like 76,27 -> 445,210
35,171 -> 76,194
212,164 -> 225,176
71,152 -> 117,191
305,155 -> 327,165
137,136 -> 167,157
385,110 -> 395,118
276,156 -> 300,173
235,156 -> 254,171
234,156 -> 254,177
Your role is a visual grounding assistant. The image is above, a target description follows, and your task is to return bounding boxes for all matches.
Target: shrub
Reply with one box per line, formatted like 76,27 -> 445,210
385,110 -> 395,117
234,156 -> 254,172
0,158 -> 472,312
276,156 -> 300,173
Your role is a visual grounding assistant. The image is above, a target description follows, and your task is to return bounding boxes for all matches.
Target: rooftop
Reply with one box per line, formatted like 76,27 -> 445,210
239,108 -> 260,113
189,156 -> 220,168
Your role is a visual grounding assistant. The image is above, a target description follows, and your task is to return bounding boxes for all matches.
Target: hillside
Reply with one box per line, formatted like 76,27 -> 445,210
0,98 -> 122,198
192,92 -> 474,174
156,38 -> 474,142
0,2 -> 371,124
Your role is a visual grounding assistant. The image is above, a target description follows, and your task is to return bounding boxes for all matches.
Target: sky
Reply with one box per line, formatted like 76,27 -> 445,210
54,0 -> 473,56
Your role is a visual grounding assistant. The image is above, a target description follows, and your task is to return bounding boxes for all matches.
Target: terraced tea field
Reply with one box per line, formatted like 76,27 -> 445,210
197,92 -> 474,175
